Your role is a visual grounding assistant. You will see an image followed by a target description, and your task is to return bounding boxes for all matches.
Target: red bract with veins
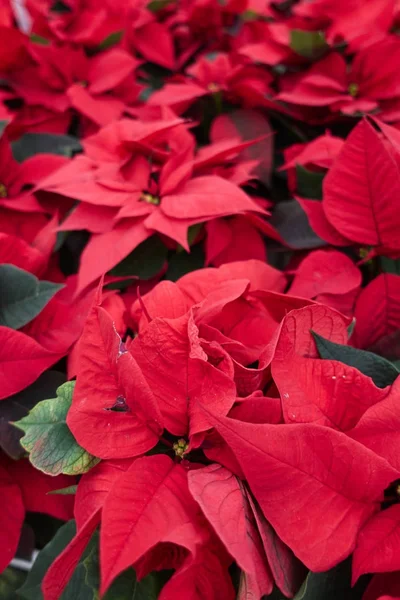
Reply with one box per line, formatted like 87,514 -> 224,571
3,0 -> 400,597
47,269 -> 400,598
297,118 -> 400,257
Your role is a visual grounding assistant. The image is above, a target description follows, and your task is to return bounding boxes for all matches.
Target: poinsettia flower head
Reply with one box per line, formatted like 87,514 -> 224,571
27,0 -> 128,47
148,52 -> 273,113
8,41 -> 141,127
39,116 -> 267,292
278,38 -> 400,122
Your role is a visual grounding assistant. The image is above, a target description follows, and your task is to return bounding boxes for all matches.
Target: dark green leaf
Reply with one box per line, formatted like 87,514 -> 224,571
83,531 -> 168,599
60,564 -> 94,600
0,265 -> 64,330
270,200 -> 326,249
165,245 -> 205,281
380,256 -> 400,275
50,0 -> 72,12
187,223 -> 203,247
295,165 -> 325,200
12,133 -> 82,161
294,560 -> 367,600
0,568 -> 26,599
147,0 -> 173,11
109,236 -> 167,281
97,30 -> 124,51
312,331 -> 400,388
30,34 -> 50,45
290,30 -> 328,59
0,120 -> 8,136
14,382 -> 100,475
0,371 -> 65,460
18,521 -> 76,600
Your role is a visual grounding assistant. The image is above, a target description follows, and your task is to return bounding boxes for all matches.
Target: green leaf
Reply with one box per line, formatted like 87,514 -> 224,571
295,165 -> 325,200
19,521 -> 95,600
0,371 -> 65,460
12,133 -> 82,161
109,236 -> 167,282
290,29 -> 328,59
48,485 -> 78,496
380,256 -> 400,275
294,560 -> 366,600
97,30 -> 124,51
18,521 -> 76,600
187,223 -> 203,247
0,265 -> 64,330
14,382 -> 100,475
165,245 -> 205,281
0,567 -> 26,599
312,331 -> 400,388
50,0 -> 72,13
30,33 -> 50,45
83,531 -> 168,599
147,0 -> 174,11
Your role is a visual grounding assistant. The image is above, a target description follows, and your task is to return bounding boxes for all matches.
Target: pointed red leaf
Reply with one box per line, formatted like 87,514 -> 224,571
130,313 -> 236,438
271,304 -> 350,366
67,301 -> 162,459
276,355 -> 387,429
206,413 -> 398,571
289,249 -> 361,299
134,22 -> 175,70
76,220 -> 149,292
323,119 -> 400,249
100,455 -> 205,594
159,549 -> 236,600
0,327 -> 60,399
188,463 -> 264,574
296,197 -> 352,246
245,490 -> 306,598
353,273 -> 400,350
161,175 -> 264,220
7,457 -> 74,520
349,377 -> 400,470
89,49 -> 138,94
0,462 -> 24,573
353,504 -> 400,583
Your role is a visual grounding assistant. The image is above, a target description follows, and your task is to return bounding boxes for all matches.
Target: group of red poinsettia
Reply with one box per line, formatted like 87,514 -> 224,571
1,0 -> 400,599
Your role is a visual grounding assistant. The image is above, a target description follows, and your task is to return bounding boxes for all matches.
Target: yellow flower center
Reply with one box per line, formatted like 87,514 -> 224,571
348,82 -> 359,97
140,192 -> 160,205
207,82 -> 220,93
173,438 -> 189,457
0,183 -> 7,198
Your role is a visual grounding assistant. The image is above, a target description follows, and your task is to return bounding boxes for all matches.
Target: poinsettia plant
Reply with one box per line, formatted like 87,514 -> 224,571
1,0 -> 400,599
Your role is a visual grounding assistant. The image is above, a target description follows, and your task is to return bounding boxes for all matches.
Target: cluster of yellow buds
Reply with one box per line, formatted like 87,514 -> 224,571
173,438 -> 189,458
